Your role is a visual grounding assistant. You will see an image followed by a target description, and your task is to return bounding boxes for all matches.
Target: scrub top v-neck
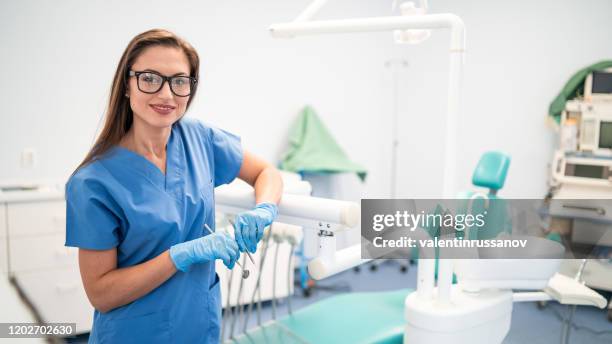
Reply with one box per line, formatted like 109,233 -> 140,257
65,118 -> 243,344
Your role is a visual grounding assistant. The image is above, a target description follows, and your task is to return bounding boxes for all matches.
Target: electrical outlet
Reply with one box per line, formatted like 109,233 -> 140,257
21,148 -> 36,169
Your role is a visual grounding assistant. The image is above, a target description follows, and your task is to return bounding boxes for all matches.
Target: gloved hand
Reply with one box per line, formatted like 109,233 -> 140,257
234,203 -> 278,253
169,232 -> 240,272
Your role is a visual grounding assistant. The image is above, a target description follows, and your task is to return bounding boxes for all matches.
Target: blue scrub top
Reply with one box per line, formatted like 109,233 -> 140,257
65,118 -> 243,343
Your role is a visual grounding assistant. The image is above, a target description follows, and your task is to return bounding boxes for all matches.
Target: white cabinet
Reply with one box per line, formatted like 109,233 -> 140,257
13,268 -> 92,333
2,192 -> 93,335
7,201 -> 66,237
9,233 -> 78,272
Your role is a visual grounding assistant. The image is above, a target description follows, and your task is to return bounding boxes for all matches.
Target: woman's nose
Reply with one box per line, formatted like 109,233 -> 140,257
157,81 -> 174,99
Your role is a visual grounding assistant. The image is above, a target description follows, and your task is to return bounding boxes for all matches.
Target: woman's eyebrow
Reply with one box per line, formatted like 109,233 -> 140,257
142,68 -> 189,77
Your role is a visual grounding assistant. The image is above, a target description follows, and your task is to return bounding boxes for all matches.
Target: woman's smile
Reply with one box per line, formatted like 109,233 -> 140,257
150,103 -> 176,115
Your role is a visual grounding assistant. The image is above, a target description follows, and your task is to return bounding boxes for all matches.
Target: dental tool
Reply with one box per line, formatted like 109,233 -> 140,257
227,218 -> 257,265
272,240 -> 280,320
203,223 -> 250,279
286,244 -> 295,315
230,255 -> 247,339
242,230 -> 272,333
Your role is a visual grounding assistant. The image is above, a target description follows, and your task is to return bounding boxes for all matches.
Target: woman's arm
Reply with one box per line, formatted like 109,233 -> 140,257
79,231 -> 239,313
238,150 -> 283,205
78,248 -> 177,313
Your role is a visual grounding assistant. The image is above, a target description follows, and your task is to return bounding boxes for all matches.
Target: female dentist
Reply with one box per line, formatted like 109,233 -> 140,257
65,29 -> 282,343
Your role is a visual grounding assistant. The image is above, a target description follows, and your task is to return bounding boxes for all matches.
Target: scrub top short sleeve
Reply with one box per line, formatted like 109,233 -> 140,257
65,171 -> 120,250
198,122 -> 243,187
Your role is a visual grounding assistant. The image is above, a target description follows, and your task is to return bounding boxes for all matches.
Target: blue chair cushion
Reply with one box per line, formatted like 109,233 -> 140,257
231,288 -> 413,344
472,151 -> 511,190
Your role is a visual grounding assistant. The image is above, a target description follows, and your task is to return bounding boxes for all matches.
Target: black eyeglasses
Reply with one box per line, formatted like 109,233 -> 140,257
128,70 -> 197,97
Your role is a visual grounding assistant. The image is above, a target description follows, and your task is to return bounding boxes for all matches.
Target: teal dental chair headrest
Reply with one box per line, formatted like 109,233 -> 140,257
472,151 -> 511,191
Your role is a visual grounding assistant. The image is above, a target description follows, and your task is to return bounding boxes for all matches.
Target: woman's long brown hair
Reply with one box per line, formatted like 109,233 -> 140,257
72,29 -> 199,176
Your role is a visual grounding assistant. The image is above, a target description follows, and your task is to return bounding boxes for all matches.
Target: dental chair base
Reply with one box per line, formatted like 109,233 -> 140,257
404,286 -> 512,344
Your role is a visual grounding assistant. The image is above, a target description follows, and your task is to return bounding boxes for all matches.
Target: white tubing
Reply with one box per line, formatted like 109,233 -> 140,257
215,186 -> 360,230
308,245 -> 371,280
270,13 -> 465,51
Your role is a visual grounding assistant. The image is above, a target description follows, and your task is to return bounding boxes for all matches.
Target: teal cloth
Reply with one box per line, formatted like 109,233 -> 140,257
230,288 -> 412,344
280,106 -> 367,181
549,60 -> 612,124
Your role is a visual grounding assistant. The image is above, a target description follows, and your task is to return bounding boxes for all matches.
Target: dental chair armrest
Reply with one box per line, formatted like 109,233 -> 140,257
543,273 -> 607,308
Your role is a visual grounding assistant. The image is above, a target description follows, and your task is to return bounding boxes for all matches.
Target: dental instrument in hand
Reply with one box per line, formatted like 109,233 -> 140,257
204,223 -> 250,279
228,218 -> 257,265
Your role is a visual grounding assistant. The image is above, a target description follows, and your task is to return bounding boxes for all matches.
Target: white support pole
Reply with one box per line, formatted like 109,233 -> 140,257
417,258 -> 435,300
437,259 -> 454,304
442,51 -> 464,198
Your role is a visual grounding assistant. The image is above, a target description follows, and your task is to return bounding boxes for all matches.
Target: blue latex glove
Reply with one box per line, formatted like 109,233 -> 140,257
234,203 -> 278,253
169,232 -> 239,272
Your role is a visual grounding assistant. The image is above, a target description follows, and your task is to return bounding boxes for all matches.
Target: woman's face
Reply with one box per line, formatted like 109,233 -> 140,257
127,45 -> 192,129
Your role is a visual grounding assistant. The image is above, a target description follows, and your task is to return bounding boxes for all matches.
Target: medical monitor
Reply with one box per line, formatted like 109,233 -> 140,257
598,121 -> 612,149
584,69 -> 612,100
579,112 -> 612,156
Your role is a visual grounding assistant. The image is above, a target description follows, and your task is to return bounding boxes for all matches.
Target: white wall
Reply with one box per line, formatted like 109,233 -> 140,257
390,0 -> 612,198
1,0 -> 611,202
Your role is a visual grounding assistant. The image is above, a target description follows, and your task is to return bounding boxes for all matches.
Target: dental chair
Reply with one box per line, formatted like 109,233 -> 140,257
228,153 -> 511,344
227,152 -> 606,344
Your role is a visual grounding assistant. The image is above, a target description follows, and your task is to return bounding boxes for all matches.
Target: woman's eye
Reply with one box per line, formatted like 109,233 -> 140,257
142,74 -> 159,83
173,78 -> 187,86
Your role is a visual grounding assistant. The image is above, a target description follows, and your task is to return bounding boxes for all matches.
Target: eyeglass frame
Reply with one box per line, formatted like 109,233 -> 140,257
127,70 -> 198,97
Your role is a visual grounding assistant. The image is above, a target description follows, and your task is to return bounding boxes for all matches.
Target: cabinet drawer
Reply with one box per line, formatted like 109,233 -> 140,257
7,201 -> 65,237
13,267 -> 93,334
9,233 -> 77,273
